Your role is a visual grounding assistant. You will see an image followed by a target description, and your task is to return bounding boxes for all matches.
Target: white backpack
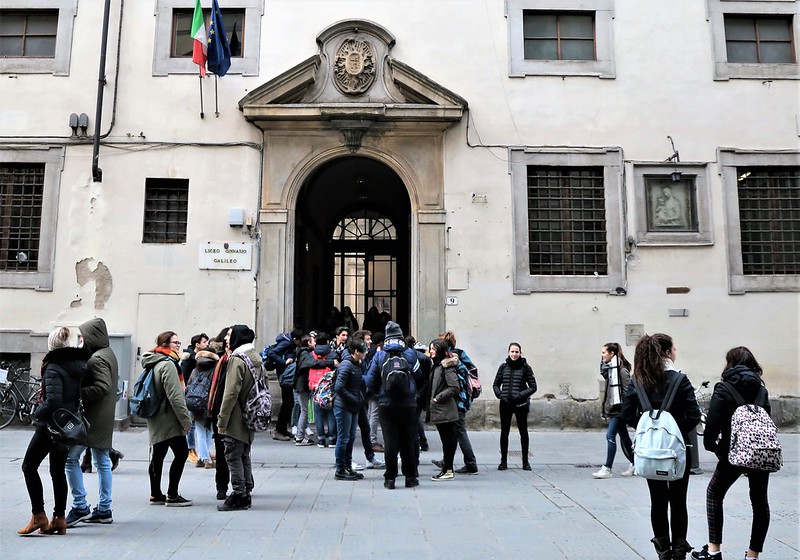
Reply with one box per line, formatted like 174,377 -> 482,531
724,382 -> 782,472
632,373 -> 687,482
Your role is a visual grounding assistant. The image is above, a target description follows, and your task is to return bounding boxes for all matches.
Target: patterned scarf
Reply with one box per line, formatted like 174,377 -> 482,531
207,352 -> 230,416
154,347 -> 184,389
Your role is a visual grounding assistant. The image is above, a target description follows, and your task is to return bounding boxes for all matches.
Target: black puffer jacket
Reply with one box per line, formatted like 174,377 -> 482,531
704,365 -> 770,460
35,347 -> 89,426
493,357 -> 537,405
622,368 -> 701,437
334,357 -> 365,413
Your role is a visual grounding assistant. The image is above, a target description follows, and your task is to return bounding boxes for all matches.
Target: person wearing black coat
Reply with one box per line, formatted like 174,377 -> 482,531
19,327 -> 87,536
333,341 -> 368,480
492,342 -> 537,472
621,333 -> 701,560
692,347 -> 772,560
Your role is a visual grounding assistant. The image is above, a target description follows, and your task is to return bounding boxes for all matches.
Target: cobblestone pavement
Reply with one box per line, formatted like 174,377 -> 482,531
1,427 -> 797,559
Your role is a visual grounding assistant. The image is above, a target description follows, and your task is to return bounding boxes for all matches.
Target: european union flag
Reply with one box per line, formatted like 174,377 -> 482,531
207,0 -> 231,77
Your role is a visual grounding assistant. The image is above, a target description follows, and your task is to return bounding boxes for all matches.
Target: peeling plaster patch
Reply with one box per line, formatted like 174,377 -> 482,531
75,259 -> 113,309
70,298 -> 82,308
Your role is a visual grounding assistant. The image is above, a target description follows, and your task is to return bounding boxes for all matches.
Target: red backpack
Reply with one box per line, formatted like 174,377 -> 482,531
308,351 -> 332,391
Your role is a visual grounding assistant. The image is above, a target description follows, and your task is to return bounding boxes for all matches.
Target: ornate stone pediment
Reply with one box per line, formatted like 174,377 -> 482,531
238,19 -> 467,128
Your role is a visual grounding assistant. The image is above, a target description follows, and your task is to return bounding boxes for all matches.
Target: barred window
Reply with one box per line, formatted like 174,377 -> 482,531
724,15 -> 795,64
0,10 -> 58,58
527,167 -> 607,276
143,178 -> 188,244
523,11 -> 595,61
0,164 -> 44,272
737,167 -> 800,275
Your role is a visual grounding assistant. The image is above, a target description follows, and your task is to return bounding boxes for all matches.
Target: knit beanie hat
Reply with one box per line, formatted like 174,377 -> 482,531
48,326 -> 71,351
384,321 -> 403,341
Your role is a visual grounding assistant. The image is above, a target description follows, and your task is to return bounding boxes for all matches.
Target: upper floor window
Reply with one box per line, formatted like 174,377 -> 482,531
0,1 -> 77,76
0,10 -> 58,58
523,11 -> 595,61
507,0 -> 615,78
0,164 -> 44,272
707,0 -> 799,80
719,149 -> 800,293
143,178 -> 188,244
510,148 -> 624,293
152,0 -> 262,76
725,15 -> 795,63
170,8 -> 245,58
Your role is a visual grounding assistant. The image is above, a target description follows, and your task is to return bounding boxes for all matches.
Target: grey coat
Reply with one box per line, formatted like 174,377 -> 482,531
427,356 -> 460,424
141,352 -> 192,445
79,318 -> 119,449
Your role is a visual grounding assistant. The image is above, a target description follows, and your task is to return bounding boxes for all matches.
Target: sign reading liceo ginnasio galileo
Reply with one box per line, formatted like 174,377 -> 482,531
199,242 -> 252,270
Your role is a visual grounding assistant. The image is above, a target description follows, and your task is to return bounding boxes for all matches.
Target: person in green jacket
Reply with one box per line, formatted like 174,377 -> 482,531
142,331 -> 193,507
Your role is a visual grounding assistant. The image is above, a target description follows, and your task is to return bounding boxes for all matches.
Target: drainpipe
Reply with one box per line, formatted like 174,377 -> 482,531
92,0 -> 112,182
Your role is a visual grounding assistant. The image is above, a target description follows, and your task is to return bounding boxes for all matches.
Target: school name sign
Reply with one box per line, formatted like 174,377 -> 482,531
199,242 -> 252,270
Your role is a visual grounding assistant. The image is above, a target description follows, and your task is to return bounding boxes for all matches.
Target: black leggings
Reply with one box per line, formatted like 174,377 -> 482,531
706,460 -> 770,552
22,425 -> 68,516
646,447 -> 692,541
435,422 -> 458,471
499,400 -> 529,461
149,435 -> 189,498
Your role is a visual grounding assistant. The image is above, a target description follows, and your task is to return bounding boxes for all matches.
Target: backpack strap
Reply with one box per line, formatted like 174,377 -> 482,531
661,372 -> 684,413
721,381 -> 746,406
632,380 -> 653,413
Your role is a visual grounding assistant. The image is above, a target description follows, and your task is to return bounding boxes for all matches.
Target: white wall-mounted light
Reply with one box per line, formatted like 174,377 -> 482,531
228,208 -> 245,227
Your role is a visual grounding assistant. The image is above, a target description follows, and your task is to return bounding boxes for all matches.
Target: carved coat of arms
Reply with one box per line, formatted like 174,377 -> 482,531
333,38 -> 376,95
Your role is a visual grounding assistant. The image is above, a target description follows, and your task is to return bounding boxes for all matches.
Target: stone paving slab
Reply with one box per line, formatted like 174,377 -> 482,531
0,427 -> 797,559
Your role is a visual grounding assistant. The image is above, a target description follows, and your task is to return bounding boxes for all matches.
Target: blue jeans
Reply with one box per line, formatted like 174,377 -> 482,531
195,421 -> 213,462
186,422 -> 196,450
333,406 -> 358,472
66,445 -> 112,512
313,402 -> 336,443
604,416 -> 634,468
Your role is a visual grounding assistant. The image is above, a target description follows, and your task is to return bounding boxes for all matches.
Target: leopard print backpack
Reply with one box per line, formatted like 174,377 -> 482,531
724,382 -> 782,472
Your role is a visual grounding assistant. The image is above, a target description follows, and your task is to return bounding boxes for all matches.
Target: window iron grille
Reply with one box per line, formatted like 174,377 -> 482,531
143,178 -> 189,244
332,210 -> 396,241
527,167 -> 607,276
0,163 -> 44,272
737,167 -> 800,275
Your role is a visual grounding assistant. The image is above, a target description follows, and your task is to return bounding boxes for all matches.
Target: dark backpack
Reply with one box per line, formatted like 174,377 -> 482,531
129,366 -> 162,418
260,344 -> 282,372
381,349 -> 412,398
185,369 -> 213,414
279,361 -> 297,388
234,351 -> 272,432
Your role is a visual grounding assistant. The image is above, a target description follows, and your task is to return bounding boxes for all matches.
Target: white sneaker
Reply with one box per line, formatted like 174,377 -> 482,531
305,426 -> 313,436
592,466 -> 613,479
291,426 -> 297,436
351,462 -> 365,471
367,457 -> 385,469
621,464 -> 635,477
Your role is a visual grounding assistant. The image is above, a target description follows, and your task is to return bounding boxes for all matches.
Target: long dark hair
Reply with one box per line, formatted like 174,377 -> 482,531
633,333 -> 673,390
429,339 -> 450,360
603,342 -> 631,370
724,346 -> 763,376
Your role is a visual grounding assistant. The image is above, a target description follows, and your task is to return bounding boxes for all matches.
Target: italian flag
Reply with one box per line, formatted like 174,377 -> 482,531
191,0 -> 207,76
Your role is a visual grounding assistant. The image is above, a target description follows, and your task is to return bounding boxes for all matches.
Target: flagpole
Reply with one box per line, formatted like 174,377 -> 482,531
214,74 -> 220,118
199,74 -> 205,119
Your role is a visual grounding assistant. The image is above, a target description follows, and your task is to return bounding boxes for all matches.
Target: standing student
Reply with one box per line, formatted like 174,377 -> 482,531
333,340 -> 368,480
622,333 -> 701,560
181,333 -> 209,464
65,318 -> 119,527
207,326 -> 232,501
18,327 -> 86,536
142,332 -> 193,507
427,339 -> 460,482
492,342 -> 537,471
692,347 -> 773,560
593,342 -> 635,479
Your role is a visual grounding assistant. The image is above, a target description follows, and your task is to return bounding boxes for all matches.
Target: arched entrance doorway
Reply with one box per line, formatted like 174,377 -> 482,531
294,156 -> 411,335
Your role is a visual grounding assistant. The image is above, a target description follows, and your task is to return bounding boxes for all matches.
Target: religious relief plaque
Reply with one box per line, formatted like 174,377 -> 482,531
333,38 -> 376,95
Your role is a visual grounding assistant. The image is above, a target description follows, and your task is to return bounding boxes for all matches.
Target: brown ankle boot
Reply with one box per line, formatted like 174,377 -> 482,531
18,512 -> 49,535
40,515 -> 67,535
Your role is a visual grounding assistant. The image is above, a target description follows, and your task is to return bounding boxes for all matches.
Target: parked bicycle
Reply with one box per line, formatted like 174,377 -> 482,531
695,380 -> 711,436
0,362 -> 41,429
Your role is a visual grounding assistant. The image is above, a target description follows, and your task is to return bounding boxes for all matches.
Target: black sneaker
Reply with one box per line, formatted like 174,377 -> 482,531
347,469 -> 365,480
84,508 -> 113,524
65,506 -> 92,527
110,450 -> 124,471
405,477 -> 419,488
149,495 -> 166,505
216,489 -> 227,501
335,470 -> 358,481
497,462 -> 508,471
165,495 -> 193,507
217,494 -> 248,511
455,466 -> 479,475
383,478 -> 395,490
431,459 -> 444,469
691,545 -> 722,560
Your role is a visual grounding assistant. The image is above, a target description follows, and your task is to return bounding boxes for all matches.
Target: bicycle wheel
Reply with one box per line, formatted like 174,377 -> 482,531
0,392 -> 18,429
21,392 -> 39,425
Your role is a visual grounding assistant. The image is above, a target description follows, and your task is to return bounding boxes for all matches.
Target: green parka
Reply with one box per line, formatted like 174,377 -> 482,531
217,343 -> 259,445
141,351 -> 192,445
79,318 -> 119,449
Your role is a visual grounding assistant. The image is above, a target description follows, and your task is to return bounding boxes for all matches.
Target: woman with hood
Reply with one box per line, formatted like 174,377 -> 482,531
19,327 -> 87,536
427,338 -> 460,482
142,331 -> 193,507
692,347 -> 773,560
492,342 -> 537,471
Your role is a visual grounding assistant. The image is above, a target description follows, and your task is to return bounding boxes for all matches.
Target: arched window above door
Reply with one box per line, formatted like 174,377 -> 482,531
333,210 -> 396,241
